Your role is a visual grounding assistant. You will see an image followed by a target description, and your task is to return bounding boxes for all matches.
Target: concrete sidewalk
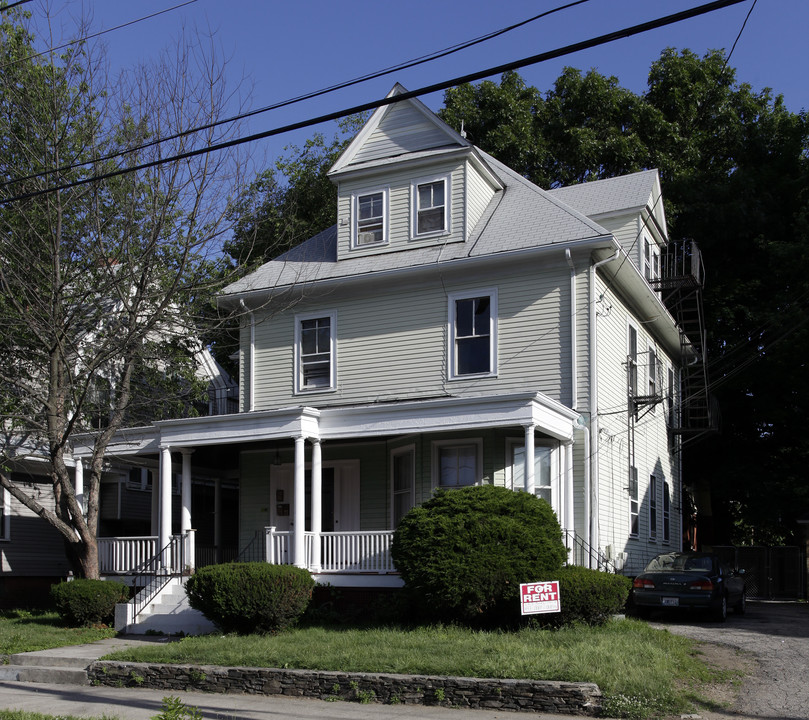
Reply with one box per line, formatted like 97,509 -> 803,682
0,637 -> 578,720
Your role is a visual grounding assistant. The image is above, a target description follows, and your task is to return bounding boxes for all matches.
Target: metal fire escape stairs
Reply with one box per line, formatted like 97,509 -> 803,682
647,239 -> 717,439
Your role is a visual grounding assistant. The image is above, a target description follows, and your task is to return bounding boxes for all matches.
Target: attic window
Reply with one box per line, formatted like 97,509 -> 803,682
353,189 -> 388,247
412,175 -> 449,237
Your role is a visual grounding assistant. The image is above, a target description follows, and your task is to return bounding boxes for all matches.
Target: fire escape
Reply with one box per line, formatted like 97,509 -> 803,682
648,239 -> 717,438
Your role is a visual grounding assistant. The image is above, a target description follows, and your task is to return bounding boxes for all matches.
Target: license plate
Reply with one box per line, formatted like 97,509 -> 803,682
662,597 -> 679,607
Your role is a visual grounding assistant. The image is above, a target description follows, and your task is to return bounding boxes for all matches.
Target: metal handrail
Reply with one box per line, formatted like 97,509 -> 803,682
130,534 -> 187,620
563,530 -> 618,574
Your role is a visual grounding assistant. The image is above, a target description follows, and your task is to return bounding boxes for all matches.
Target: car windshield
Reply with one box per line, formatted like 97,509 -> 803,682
644,553 -> 714,573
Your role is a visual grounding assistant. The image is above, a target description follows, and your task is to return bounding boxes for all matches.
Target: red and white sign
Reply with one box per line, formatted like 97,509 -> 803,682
520,580 -> 561,615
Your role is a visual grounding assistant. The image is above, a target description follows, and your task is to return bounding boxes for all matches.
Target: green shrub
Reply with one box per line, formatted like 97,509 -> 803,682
391,485 -> 567,626
185,563 -> 314,634
50,579 -> 128,627
534,566 -> 632,628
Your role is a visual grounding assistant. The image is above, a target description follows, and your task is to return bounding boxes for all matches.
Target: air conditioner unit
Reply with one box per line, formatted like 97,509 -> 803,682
357,232 -> 379,245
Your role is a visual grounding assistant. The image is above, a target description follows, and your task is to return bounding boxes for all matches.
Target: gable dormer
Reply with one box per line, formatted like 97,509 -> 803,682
328,85 -> 502,261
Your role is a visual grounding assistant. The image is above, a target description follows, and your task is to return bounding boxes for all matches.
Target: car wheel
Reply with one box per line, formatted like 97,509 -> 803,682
712,594 -> 728,622
734,593 -> 746,615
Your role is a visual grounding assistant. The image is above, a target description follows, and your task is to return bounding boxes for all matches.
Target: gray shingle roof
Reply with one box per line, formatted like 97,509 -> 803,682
221,150 -> 614,299
545,169 -> 659,218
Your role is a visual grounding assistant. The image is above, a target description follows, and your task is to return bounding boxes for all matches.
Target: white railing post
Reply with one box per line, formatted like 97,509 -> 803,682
186,529 -> 196,573
266,526 -> 276,564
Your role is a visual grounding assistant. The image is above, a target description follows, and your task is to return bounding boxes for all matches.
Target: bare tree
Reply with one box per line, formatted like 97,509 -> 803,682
0,8 -> 250,578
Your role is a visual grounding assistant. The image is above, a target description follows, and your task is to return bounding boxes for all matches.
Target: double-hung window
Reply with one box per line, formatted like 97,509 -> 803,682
353,189 -> 387,247
649,474 -> 658,540
663,481 -> 671,543
449,290 -> 497,378
391,446 -> 415,527
644,237 -> 660,282
509,441 -> 555,505
434,441 -> 480,489
413,176 -> 449,236
627,324 -> 638,397
629,466 -> 639,537
296,312 -> 336,392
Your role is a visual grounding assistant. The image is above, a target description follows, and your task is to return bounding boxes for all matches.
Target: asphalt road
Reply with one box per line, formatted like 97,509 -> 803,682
650,600 -> 809,720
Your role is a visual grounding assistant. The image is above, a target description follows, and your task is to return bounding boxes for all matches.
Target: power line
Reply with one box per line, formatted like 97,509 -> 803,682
0,0 -> 749,206
3,0 -> 593,191
0,1 -> 199,73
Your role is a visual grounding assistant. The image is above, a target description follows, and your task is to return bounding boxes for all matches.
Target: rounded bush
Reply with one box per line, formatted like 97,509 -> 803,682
534,565 -> 632,628
185,562 -> 315,634
391,485 -> 567,626
50,579 -> 128,627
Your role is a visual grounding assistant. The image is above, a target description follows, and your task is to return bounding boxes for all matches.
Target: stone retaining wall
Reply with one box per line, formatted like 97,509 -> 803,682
90,661 -> 602,715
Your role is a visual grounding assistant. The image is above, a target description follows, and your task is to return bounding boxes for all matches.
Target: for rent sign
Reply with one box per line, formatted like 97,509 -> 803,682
520,581 -> 561,615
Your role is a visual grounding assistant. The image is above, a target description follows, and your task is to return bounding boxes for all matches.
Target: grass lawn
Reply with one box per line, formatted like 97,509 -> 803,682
104,618 -> 737,719
0,610 -> 116,656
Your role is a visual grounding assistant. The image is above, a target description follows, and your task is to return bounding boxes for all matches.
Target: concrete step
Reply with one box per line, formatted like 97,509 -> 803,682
0,665 -> 89,684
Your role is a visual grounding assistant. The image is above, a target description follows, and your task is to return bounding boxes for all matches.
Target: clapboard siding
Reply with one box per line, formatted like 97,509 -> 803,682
466,160 -> 498,238
594,274 -> 681,574
597,216 -> 643,272
352,103 -> 452,165
1,480 -> 70,576
238,451 -> 271,552
250,259 -> 575,410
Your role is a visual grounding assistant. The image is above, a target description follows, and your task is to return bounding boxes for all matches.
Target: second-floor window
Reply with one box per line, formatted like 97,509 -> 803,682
413,177 -> 448,236
354,189 -> 387,247
296,313 -> 336,391
449,290 -> 497,378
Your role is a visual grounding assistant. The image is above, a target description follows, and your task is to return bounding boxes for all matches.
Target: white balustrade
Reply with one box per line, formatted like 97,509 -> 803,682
98,536 -> 157,574
264,528 -> 394,573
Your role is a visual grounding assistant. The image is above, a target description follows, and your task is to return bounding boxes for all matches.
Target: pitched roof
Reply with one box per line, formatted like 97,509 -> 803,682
220,151 -> 612,301
546,169 -> 660,218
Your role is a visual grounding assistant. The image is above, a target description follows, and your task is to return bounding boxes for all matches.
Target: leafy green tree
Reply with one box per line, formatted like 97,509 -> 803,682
440,52 -> 808,544
0,9 -> 247,577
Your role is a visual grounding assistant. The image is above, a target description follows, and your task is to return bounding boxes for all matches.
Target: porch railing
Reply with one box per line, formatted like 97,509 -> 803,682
98,533 -> 194,575
263,527 -> 395,573
563,530 -> 617,573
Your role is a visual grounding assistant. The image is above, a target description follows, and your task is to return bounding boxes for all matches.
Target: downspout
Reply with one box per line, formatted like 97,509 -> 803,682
239,300 -> 255,412
565,249 -> 577,409
588,248 -> 620,560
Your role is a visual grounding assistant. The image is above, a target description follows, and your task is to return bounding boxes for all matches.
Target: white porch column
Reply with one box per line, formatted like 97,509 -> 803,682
74,458 -> 84,518
180,449 -> 194,571
159,447 -> 172,569
310,439 -> 322,572
524,424 -> 536,495
293,435 -> 306,568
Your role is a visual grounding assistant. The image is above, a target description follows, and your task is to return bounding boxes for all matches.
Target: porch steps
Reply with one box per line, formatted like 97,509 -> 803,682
118,577 -> 217,636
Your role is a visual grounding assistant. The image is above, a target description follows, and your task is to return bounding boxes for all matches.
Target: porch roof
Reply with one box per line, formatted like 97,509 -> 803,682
72,391 -> 579,458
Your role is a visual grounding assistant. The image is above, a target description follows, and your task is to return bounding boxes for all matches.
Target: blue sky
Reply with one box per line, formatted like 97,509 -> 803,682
30,0 -> 809,169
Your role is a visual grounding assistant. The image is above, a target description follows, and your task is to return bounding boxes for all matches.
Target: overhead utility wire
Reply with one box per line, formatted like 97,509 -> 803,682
0,0 -> 748,206
0,1 -> 34,11
0,0 -> 198,72
4,0 -> 593,190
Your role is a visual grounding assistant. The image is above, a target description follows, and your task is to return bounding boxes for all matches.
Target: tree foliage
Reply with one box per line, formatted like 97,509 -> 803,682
0,10 -> 248,576
440,52 -> 809,544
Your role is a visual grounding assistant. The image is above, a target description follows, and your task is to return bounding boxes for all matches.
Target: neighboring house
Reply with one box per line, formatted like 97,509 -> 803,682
71,85 -> 710,630
0,347 -> 237,607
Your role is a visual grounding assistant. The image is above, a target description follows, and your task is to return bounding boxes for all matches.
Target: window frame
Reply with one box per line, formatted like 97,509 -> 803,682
663,480 -> 671,544
506,438 -> 557,509
649,474 -> 658,541
411,174 -> 450,239
352,187 -> 389,248
627,323 -> 639,398
643,237 -> 660,282
294,311 -> 337,394
448,289 -> 498,380
432,439 -> 482,491
390,445 -> 416,528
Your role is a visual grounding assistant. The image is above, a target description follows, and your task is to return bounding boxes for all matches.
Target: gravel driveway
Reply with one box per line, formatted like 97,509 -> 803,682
650,600 -> 809,720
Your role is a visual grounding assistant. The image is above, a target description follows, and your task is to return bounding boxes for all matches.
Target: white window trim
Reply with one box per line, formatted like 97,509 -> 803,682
447,288 -> 498,380
431,438 -> 483,491
0,488 -> 10,542
411,173 -> 451,239
351,187 -> 389,249
627,321 -> 639,399
390,444 -> 416,528
629,466 -> 639,538
663,480 -> 671,544
505,438 -> 559,511
294,310 -> 337,394
649,474 -> 658,541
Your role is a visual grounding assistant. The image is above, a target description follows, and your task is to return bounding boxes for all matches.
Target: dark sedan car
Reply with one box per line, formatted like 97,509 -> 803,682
631,552 -> 745,621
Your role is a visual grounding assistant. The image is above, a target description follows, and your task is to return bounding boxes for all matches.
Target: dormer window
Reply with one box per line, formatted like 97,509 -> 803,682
412,175 -> 449,238
353,188 -> 388,247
